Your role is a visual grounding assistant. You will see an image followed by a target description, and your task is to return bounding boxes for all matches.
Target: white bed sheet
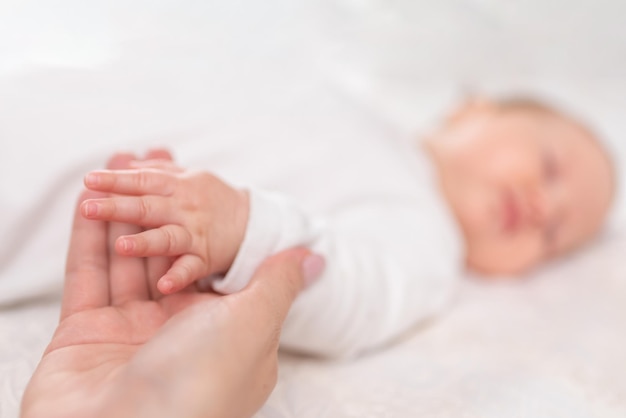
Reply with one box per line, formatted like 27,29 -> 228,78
1,0 -> 625,417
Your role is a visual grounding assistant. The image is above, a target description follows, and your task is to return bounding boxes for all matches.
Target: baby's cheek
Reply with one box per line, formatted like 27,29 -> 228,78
458,186 -> 496,235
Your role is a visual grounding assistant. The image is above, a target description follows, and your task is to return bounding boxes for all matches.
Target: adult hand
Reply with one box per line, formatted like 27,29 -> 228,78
21,152 -> 324,418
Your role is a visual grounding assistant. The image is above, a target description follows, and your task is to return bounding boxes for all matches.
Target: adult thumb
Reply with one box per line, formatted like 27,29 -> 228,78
243,248 -> 325,324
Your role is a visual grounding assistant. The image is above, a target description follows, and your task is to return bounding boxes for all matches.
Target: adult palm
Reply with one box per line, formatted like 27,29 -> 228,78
19,174 -> 193,409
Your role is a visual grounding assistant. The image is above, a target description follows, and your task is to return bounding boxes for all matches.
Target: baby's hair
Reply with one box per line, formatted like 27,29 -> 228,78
494,96 -> 597,136
495,96 -> 557,115
495,95 -> 618,205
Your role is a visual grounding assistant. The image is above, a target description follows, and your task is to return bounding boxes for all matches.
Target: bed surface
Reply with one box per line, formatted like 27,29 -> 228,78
3,237 -> 626,417
1,1 -> 625,417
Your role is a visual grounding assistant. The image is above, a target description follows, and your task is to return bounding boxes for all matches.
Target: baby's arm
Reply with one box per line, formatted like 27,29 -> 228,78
208,188 -> 462,358
80,160 -> 249,294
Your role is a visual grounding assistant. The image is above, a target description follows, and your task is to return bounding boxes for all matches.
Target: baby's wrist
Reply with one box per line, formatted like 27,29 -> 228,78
216,187 -> 250,275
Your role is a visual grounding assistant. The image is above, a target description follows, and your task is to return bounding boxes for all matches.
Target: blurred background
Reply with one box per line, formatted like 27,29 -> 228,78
1,0 -> 624,225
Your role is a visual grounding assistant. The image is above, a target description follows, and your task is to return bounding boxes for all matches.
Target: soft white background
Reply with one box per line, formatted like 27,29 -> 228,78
1,0 -> 625,417
1,0 -> 625,233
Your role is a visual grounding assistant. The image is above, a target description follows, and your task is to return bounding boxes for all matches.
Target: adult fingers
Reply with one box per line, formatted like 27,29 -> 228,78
145,148 -> 174,161
108,221 -> 150,304
60,190 -> 111,320
106,152 -> 136,168
140,148 -> 176,300
146,256 -> 174,300
134,149 -> 178,300
134,147 -> 179,172
104,151 -> 151,304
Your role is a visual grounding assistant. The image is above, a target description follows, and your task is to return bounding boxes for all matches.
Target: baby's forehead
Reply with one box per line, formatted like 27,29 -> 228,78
497,101 -> 574,130
498,105 -> 603,153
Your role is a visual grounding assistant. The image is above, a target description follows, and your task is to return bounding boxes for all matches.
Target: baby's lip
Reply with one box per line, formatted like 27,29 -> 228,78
502,189 -> 520,233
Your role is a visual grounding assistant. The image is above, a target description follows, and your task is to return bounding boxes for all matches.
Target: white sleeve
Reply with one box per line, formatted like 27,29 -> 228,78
212,187 -> 462,358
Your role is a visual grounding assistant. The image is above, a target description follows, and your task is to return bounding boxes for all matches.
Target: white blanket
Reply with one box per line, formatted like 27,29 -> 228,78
1,0 -> 625,416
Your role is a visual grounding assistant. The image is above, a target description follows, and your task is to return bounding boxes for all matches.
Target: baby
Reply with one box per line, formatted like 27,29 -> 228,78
80,96 -> 615,357
425,97 -> 615,275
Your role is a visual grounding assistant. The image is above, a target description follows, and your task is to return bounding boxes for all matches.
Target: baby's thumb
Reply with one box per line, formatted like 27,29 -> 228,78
245,248 -> 325,323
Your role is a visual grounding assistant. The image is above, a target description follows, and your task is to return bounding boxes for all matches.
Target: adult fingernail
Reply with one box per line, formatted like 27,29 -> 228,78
302,253 -> 325,288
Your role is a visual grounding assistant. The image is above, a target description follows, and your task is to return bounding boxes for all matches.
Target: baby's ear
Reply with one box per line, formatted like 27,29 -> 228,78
446,95 -> 495,126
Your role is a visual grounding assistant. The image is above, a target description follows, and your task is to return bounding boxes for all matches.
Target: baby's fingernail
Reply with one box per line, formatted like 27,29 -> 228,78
158,279 -> 173,294
302,253 -> 325,288
83,202 -> 99,217
120,238 -> 134,252
84,173 -> 99,187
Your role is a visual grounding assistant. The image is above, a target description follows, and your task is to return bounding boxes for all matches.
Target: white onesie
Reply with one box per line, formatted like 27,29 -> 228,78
186,82 -> 465,358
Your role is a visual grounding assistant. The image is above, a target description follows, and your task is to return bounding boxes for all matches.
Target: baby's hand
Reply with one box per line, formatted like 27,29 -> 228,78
81,160 -> 249,294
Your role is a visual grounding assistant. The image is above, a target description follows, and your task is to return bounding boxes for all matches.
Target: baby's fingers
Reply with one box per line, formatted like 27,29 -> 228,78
81,196 -> 178,226
116,225 -> 193,257
129,159 -> 184,173
84,169 -> 178,196
158,254 -> 207,294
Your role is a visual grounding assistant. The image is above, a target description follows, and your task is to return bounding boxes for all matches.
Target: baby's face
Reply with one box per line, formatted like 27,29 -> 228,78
427,103 -> 614,276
